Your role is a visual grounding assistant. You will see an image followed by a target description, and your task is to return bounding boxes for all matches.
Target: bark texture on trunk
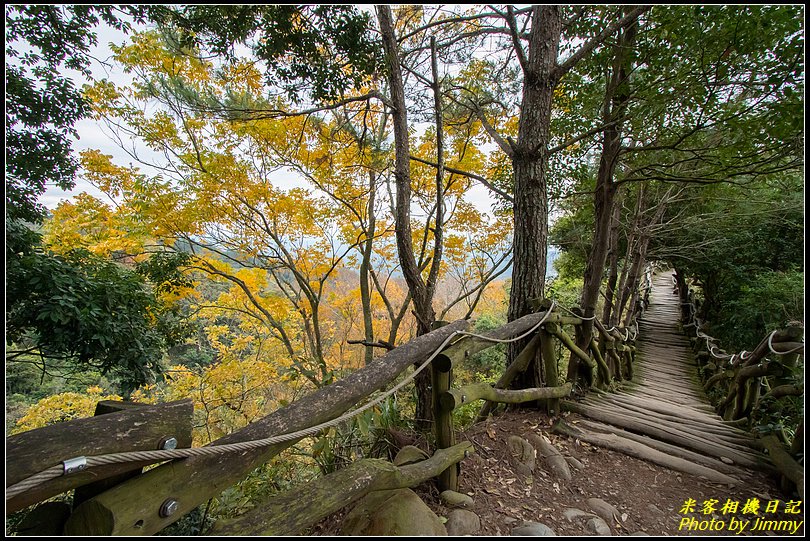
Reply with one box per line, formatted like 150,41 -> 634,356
570,8 -> 639,384
508,6 -> 561,389
377,6 -> 437,430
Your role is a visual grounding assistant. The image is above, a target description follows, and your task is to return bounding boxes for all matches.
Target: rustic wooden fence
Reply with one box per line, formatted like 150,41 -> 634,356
6,281 -> 649,536
672,270 -> 804,496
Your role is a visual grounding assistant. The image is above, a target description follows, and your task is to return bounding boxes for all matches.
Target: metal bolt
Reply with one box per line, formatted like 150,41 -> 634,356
461,395 -> 467,403
159,499 -> 179,518
159,437 -> 178,450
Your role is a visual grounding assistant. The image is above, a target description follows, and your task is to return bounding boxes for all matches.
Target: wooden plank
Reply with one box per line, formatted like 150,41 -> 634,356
575,419 -> 750,476
6,399 -> 193,514
593,394 -> 743,433
581,399 -> 756,448
563,401 -> 766,468
553,420 -> 741,485
72,401 -> 173,507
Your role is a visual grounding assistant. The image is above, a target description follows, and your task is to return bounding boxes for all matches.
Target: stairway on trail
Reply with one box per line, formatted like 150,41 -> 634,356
561,271 -> 772,485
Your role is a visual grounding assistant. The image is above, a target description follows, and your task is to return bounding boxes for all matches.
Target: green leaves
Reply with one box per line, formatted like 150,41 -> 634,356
6,243 -> 190,391
656,175 -> 803,350
155,5 -> 382,103
5,6 -> 140,223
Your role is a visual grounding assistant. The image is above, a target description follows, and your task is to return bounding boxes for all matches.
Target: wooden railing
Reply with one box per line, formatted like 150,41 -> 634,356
672,270 -> 804,496
6,282 -> 650,535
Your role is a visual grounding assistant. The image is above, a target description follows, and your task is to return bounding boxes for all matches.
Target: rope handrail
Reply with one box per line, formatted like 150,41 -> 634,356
7,302 -> 562,502
673,274 -> 804,363
554,303 -> 597,321
767,330 -> 805,356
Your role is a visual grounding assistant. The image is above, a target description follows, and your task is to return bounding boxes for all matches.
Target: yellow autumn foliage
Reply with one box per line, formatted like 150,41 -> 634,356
14,387 -> 123,434
131,357 -> 291,445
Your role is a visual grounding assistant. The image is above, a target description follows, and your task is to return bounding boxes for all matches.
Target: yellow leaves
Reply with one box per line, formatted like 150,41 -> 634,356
134,359 -> 286,445
394,5 -> 425,34
82,79 -> 123,118
112,31 -> 212,85
43,192 -> 148,258
216,60 -> 264,94
14,387 -> 122,433
80,149 -> 135,199
140,111 -> 184,151
450,200 -> 484,233
157,281 -> 197,305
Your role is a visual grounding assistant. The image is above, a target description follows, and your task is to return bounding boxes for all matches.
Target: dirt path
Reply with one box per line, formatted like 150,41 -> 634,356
312,409 -> 801,536
427,410 -> 802,536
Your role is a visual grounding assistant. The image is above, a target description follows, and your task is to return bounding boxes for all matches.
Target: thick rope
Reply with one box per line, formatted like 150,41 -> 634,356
8,304 -> 560,502
767,330 -> 805,356
555,303 -> 596,321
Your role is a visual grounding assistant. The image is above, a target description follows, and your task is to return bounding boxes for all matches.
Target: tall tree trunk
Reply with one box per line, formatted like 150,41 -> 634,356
508,5 -> 561,391
569,8 -> 639,385
377,6 -> 436,430
427,35 -> 444,305
613,184 -> 645,327
359,171 -> 377,365
618,241 -> 648,326
602,199 -> 623,324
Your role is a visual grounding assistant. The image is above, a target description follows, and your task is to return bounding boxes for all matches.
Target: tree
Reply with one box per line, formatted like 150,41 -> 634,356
545,5 -> 804,383
568,6 -> 641,384
5,6 -> 194,393
5,5 -> 141,223
150,5 -> 381,104
425,6 -> 648,389
6,237 -> 191,391
652,175 -> 803,349
80,8 -> 514,430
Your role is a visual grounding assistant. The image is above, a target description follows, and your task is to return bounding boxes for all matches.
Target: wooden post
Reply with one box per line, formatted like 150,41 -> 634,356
589,338 -> 611,387
6,399 -> 193,514
772,324 -> 803,388
541,323 -> 560,414
430,320 -> 457,492
72,401 -> 155,507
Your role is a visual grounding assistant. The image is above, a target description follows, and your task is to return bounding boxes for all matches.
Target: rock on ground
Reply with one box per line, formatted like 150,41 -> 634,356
586,516 -> 613,535
586,497 -> 621,524
512,521 -> 556,536
340,488 -> 447,536
393,445 -> 429,466
439,489 -> 474,508
563,507 -> 596,522
445,509 -> 481,536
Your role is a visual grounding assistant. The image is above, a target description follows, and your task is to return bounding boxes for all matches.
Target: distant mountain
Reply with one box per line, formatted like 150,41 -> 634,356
547,244 -> 560,278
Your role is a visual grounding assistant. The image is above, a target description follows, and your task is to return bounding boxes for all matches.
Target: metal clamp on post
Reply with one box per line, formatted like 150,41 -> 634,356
63,456 -> 87,475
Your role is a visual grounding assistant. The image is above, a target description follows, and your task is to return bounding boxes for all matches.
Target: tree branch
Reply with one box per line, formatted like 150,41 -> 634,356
409,155 -> 513,202
553,6 -> 651,80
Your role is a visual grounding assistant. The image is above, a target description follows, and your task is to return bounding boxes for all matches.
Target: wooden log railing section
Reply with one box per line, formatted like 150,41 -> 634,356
672,270 -> 805,497
6,266 -> 803,534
